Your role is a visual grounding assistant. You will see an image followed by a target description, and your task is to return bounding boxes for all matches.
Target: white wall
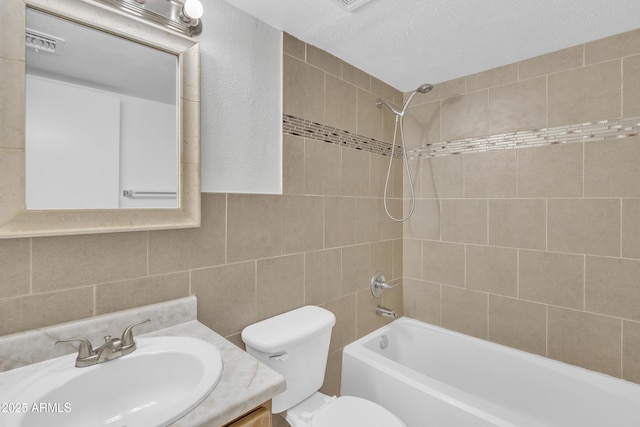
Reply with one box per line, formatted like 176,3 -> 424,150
197,0 -> 283,194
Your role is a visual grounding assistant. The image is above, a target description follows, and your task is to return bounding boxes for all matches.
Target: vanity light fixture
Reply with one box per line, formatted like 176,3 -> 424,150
97,0 -> 204,36
179,0 -> 203,35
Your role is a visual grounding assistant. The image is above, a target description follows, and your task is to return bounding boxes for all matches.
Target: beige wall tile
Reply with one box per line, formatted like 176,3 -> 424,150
585,137 -> 640,197
422,240 -> 465,287
417,77 -> 465,103
305,139 -> 342,195
283,33 -> 305,60
306,45 -> 342,76
0,59 -> 25,148
441,286 -> 488,339
403,239 -> 422,279
283,54 -> 324,123
547,307 -> 621,377
356,198 -> 382,243
623,55 -> 640,117
518,45 -> 584,79
622,199 -> 640,259
488,77 -> 547,134
585,28 -> 640,64
371,77 -> 397,103
325,196 -> 357,248
586,256 -> 640,321
357,89 -> 383,140
547,199 -> 620,257
256,254 -> 305,320
519,250 -> 584,309
403,158 -> 421,199
0,287 -> 94,336
342,244 -> 370,295
342,62 -> 370,91
149,193 -> 226,274
0,238 -> 29,299
305,249 -> 342,305
466,245 -> 517,296
623,320 -> 640,383
517,143 -> 583,198
370,154 -> 395,198
467,63 -> 518,92
226,194 -> 282,263
283,195 -> 324,254
32,232 -> 147,293
403,101 -> 441,147
370,240 -> 393,281
320,349 -> 343,397
283,134 -> 305,195
356,288 -> 386,338
392,239 -> 403,279
548,60 -> 621,126
404,199 -> 441,240
325,75 -> 357,133
403,278 -> 440,325
488,295 -> 546,356
191,261 -> 256,337
421,154 -> 464,199
441,90 -> 489,141
489,199 -> 546,250
341,148 -> 370,196
322,295 -> 356,353
441,199 -> 488,244
381,199 -> 404,240
464,150 -> 517,198
95,272 -> 189,315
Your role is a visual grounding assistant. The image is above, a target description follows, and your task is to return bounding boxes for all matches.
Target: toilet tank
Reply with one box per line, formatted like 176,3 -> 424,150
241,306 -> 336,414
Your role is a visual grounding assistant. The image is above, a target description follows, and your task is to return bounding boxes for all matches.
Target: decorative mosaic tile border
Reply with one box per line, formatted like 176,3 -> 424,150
284,114 -> 640,160
282,114 -> 404,158
404,116 -> 640,159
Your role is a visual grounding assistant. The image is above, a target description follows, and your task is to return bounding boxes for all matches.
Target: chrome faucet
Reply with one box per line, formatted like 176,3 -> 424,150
55,319 -> 151,368
375,305 -> 397,318
370,272 -> 400,298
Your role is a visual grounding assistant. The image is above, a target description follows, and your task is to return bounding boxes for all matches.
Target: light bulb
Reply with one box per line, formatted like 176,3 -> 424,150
183,0 -> 203,20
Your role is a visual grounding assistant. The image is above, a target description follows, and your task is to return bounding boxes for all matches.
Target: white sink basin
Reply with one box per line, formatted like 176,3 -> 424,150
0,336 -> 222,427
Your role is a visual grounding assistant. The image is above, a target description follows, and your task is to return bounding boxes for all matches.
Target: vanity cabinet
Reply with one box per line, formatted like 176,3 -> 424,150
223,401 -> 272,427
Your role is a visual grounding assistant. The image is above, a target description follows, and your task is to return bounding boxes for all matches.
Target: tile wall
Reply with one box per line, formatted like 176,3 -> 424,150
0,32 -> 404,414
402,28 -> 640,382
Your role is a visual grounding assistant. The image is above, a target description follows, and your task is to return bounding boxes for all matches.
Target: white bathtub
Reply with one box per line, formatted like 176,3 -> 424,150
341,317 -> 640,427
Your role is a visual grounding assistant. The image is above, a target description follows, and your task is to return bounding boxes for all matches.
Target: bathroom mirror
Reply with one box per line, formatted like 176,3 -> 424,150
0,0 -> 200,238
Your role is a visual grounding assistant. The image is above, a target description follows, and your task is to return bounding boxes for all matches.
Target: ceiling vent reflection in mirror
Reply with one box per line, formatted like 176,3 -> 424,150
328,0 -> 373,12
94,0 -> 204,35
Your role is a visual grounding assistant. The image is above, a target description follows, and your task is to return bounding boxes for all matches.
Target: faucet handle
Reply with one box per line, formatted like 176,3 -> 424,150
55,337 -> 95,359
121,318 -> 151,348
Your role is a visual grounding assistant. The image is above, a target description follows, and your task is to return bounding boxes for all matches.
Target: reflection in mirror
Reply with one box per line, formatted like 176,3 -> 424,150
26,8 -> 178,209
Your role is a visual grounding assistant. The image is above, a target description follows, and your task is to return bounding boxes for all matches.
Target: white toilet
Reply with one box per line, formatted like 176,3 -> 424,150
241,306 -> 406,427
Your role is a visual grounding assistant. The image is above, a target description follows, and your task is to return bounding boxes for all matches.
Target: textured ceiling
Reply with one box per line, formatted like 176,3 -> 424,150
222,0 -> 640,92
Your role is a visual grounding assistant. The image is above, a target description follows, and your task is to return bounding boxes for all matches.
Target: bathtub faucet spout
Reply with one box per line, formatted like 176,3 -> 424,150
376,305 -> 397,318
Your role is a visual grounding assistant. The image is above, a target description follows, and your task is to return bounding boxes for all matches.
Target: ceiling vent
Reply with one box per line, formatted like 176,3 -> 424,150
328,0 -> 373,12
25,29 -> 65,55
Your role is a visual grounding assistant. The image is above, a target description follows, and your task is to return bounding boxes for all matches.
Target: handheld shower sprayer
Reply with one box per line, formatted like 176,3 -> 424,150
376,83 -> 434,222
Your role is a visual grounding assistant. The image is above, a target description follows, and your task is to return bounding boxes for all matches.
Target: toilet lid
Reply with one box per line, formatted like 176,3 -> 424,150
311,396 -> 406,427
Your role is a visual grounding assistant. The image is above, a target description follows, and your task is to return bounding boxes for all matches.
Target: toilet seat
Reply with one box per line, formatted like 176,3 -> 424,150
287,395 -> 406,427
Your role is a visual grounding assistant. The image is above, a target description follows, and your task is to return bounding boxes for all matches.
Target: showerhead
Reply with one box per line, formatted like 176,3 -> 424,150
416,83 -> 434,94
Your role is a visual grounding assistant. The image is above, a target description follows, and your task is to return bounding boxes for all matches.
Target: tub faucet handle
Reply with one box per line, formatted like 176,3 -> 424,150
371,272 -> 400,298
